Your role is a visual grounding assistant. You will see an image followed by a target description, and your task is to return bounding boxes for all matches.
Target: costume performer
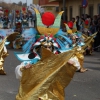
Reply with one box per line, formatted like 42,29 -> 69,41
28,10 -> 33,28
21,7 -> 29,29
64,22 -> 88,72
0,30 -> 9,75
7,10 -> 23,49
82,20 -> 96,55
66,20 -> 97,71
2,9 -> 10,29
10,10 -> 23,49
15,10 -> 22,33
15,7 -> 90,100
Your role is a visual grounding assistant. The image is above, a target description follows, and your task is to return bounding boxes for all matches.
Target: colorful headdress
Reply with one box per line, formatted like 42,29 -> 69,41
72,22 -> 77,33
4,9 -> 9,16
15,10 -> 20,16
85,20 -> 89,25
34,8 -> 63,35
22,7 -> 27,15
64,23 -> 73,34
64,21 -> 85,47
20,8 -> 85,53
67,21 -> 73,29
15,8 -> 74,62
41,12 -> 55,27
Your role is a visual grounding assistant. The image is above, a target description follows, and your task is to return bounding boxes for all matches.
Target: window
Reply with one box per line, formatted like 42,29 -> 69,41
98,4 -> 100,15
88,5 -> 93,18
69,6 -> 73,21
79,6 -> 84,17
46,7 -> 52,10
55,7 -> 59,12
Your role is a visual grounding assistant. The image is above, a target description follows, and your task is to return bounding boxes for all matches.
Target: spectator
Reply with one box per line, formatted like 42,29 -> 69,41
76,16 -> 81,31
94,27 -> 100,51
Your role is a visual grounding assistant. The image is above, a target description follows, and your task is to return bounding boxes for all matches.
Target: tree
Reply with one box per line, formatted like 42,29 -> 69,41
23,3 -> 27,7
18,1 -> 22,6
12,2 -> 17,5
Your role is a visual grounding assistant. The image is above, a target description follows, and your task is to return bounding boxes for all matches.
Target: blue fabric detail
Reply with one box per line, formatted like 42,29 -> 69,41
59,34 -> 72,45
14,52 -> 40,64
22,28 -> 38,53
58,47 -> 73,52
14,52 -> 30,62
56,29 -> 65,35
22,37 -> 36,53
75,31 -> 82,38
0,30 -> 6,37
5,42 -> 10,45
78,42 -> 85,46
22,28 -> 38,38
55,29 -> 72,46
56,38 -> 66,50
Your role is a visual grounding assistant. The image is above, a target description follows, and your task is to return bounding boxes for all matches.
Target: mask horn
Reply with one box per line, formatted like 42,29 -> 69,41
64,23 -> 73,34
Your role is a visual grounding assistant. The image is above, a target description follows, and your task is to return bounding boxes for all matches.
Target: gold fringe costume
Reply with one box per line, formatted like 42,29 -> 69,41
0,37 -> 9,75
15,6 -> 97,99
16,47 -> 76,100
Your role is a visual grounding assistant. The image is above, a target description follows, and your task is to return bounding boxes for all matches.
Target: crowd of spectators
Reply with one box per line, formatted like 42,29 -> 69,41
62,14 -> 100,52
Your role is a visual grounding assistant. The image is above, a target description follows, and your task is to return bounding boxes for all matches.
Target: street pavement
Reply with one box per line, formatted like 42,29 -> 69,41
0,48 -> 100,100
65,51 -> 100,100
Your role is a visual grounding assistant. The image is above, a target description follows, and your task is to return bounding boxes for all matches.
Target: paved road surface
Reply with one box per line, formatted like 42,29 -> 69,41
0,49 -> 100,100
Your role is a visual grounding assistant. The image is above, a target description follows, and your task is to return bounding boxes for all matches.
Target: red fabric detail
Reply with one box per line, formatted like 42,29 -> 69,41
63,21 -> 67,24
53,38 -> 56,41
16,10 -> 19,14
5,9 -> 8,13
17,22 -> 21,25
22,7 -> 26,11
49,34 -> 53,38
32,38 -> 42,47
55,51 -> 59,54
85,20 -> 89,25
45,34 -> 48,37
67,21 -> 73,28
37,36 -> 44,41
41,12 -> 55,26
33,52 -> 37,56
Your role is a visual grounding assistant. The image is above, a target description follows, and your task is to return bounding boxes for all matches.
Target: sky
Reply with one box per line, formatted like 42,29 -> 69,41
3,0 -> 32,6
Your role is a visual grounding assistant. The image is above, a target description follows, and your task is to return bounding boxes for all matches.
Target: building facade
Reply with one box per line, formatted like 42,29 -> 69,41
33,0 -> 59,15
49,0 -> 100,21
